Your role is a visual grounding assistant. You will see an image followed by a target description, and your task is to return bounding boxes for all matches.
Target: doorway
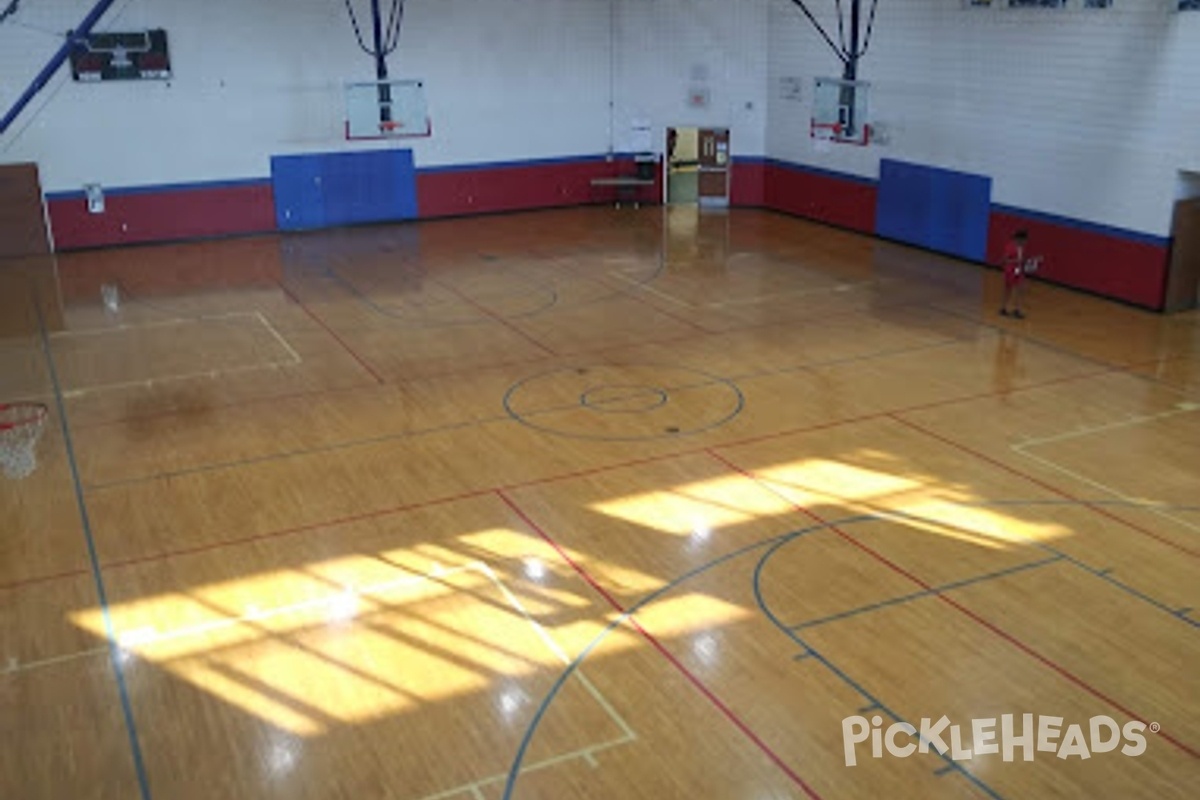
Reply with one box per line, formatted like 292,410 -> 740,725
665,127 -> 729,207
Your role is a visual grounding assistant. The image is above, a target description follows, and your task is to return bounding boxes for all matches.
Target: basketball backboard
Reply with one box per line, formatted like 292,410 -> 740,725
345,79 -> 431,140
812,77 -> 871,146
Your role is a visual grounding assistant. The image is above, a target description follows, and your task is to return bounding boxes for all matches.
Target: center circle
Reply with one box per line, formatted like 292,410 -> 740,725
503,363 -> 744,441
580,384 -> 669,414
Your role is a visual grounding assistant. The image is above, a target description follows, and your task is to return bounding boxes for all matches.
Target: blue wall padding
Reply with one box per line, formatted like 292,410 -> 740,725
875,159 -> 992,262
271,149 -> 417,231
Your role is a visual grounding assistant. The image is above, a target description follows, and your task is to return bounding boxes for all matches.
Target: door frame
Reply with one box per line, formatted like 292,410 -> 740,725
663,126 -> 731,207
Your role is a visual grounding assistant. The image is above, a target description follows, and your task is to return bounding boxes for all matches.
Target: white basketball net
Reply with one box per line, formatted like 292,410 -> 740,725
0,404 -> 48,480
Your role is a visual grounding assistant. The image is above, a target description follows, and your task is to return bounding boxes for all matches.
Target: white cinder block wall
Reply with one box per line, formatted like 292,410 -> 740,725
1,0 -> 615,190
0,0 -> 768,194
767,0 -> 1200,237
612,0 -> 769,158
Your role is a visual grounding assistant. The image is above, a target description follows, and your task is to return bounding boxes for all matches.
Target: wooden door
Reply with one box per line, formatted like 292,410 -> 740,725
697,128 -> 729,204
1164,197 -> 1200,312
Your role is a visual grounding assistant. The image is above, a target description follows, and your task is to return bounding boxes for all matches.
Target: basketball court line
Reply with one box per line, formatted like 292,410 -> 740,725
503,499 -> 1200,800
81,331 -> 979,491
309,261 -> 561,327
49,312 -> 302,372
64,293 -> 950,431
52,311 -> 301,399
276,280 -> 385,384
618,280 -> 714,333
892,416 -> 1199,559
1011,403 -> 1200,534
32,295 -> 154,800
0,359 -> 1156,595
3,646 -> 109,677
496,490 -> 825,800
428,276 -> 559,358
57,361 -> 1129,576
608,266 -> 881,311
787,554 -> 1067,631
750,526 -> 1005,800
706,450 -> 1199,760
114,559 -> 633,800
923,303 -> 1196,400
782,519 -> 1197,631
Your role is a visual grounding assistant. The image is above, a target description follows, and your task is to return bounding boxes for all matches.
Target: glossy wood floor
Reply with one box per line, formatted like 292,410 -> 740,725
1,206 -> 1197,800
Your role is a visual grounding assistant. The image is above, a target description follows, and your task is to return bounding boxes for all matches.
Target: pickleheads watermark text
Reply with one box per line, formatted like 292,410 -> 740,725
842,714 -> 1155,767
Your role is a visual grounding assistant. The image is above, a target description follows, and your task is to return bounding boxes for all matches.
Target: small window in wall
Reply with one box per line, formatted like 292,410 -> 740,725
1180,0 -> 1200,10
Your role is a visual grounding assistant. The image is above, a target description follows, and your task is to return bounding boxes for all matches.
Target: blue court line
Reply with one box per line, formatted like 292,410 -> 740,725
788,554 -> 1065,631
500,515 -> 872,800
317,263 -> 560,326
1039,548 -> 1200,630
33,298 -> 153,799
753,529 -> 1006,800
503,497 -> 1198,798
797,500 -> 1198,630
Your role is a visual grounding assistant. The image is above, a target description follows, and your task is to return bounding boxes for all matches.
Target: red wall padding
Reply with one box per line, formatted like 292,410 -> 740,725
988,211 -> 1168,310
48,183 -> 275,250
763,162 -> 876,233
44,157 -> 1169,311
730,160 -> 765,207
417,159 -> 661,218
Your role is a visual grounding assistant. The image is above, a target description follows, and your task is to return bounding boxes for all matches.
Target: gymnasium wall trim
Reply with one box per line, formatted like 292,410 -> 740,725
760,157 -> 1171,311
39,151 -> 1170,311
42,153 -> 669,248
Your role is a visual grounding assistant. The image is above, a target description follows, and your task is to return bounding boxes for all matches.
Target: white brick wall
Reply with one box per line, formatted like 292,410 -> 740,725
612,0 -> 769,158
0,0 -> 615,190
3,0 -> 1193,234
768,0 -> 1200,236
0,0 -> 768,194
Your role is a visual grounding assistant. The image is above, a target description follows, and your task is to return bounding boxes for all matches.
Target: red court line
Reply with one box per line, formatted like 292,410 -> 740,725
61,362 -> 1124,579
594,270 -> 713,335
495,490 -> 824,799
4,360 -> 1128,588
0,566 -> 90,593
71,380 -> 380,431
432,276 -> 558,357
704,449 -> 1200,760
67,293 -> 957,432
101,486 -> 497,573
890,416 -> 1199,559
277,280 -> 386,384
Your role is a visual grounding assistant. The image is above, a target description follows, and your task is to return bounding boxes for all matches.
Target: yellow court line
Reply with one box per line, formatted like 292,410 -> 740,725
1012,403 -> 1200,534
2,646 -> 109,677
54,312 -> 303,398
106,559 -> 635,799
608,268 -> 881,310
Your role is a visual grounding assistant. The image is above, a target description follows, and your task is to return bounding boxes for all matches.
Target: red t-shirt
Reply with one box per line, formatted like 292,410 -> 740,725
1003,241 -> 1025,283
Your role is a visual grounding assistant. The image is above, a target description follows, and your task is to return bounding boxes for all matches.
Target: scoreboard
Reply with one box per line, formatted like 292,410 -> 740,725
69,29 -> 171,82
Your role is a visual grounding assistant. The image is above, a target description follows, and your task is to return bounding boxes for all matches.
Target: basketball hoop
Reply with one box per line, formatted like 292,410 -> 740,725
0,403 -> 49,480
379,120 -> 402,133
811,121 -> 870,146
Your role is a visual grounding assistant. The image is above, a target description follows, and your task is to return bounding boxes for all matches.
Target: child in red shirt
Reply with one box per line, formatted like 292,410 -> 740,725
1001,230 -> 1030,318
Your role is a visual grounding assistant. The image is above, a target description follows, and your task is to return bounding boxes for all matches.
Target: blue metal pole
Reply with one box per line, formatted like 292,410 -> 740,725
0,0 -> 120,137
